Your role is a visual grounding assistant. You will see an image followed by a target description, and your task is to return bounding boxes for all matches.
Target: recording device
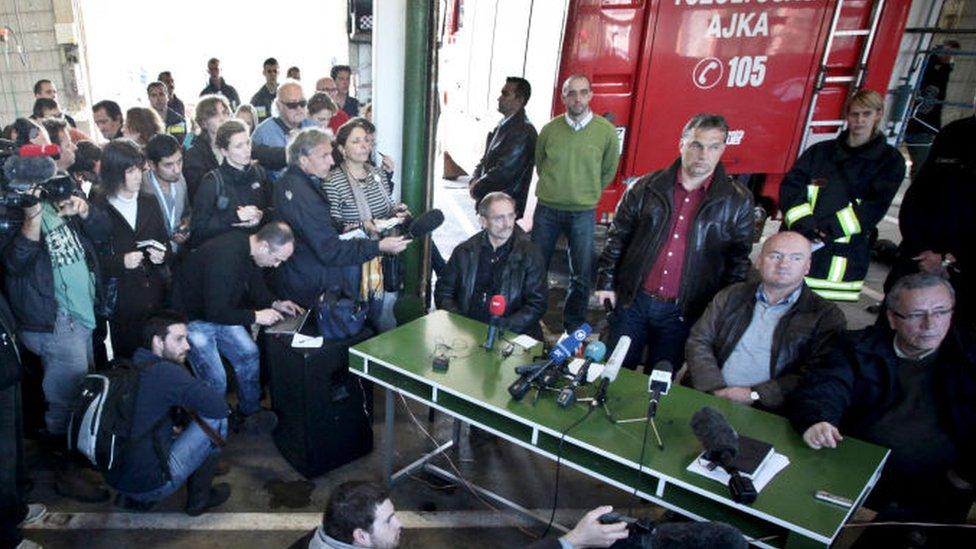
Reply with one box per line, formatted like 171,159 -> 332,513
556,341 -> 606,408
647,360 -> 673,418
690,407 -> 758,504
407,208 -> 444,239
1,144 -> 76,232
592,336 -> 629,407
508,323 -> 591,401
483,295 -> 506,351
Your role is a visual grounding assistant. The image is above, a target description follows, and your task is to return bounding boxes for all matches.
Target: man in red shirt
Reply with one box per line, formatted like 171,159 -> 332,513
595,114 -> 754,372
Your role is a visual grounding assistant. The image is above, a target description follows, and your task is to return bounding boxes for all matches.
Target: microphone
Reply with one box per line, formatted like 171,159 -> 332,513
592,336 -> 630,407
556,341 -> 606,408
647,360 -> 673,418
508,323 -> 592,401
650,521 -> 747,549
483,294 -> 506,351
690,407 -> 758,504
407,209 -> 445,239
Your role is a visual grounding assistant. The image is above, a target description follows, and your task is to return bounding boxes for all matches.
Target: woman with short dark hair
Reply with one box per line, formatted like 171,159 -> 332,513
93,139 -> 170,359
190,119 -> 269,248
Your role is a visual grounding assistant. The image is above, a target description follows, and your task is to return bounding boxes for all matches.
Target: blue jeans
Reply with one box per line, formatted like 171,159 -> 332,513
123,417 -> 228,503
186,321 -> 261,415
608,292 -> 690,373
531,204 -> 595,330
18,309 -> 94,434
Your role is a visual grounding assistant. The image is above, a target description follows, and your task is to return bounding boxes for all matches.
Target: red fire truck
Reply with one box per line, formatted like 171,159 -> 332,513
550,0 -> 912,223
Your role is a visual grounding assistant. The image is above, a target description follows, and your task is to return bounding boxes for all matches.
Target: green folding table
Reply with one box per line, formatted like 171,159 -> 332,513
349,310 -> 888,548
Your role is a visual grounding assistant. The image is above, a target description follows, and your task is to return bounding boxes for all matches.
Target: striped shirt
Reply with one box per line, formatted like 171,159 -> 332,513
323,165 -> 395,227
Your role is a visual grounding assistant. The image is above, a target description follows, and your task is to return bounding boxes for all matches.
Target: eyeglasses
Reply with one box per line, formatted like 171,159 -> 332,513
890,307 -> 953,323
282,99 -> 307,110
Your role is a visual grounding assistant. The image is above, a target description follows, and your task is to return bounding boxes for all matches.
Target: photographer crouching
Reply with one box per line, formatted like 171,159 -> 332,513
2,132 -> 113,502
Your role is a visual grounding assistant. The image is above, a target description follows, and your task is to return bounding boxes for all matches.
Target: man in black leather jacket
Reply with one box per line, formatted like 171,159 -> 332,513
435,192 -> 547,339
469,77 -> 537,218
596,114 -> 753,372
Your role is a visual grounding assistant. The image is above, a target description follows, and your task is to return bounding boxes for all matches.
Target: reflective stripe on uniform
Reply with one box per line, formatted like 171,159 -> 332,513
785,203 -> 813,226
804,276 -> 863,291
833,235 -> 851,244
807,185 -> 820,208
166,123 -> 185,134
835,203 -> 861,236
809,288 -> 861,301
827,256 -> 847,283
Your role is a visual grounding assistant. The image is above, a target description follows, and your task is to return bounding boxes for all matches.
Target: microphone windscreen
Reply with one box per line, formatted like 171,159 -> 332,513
548,323 -> 592,364
583,341 -> 606,362
488,294 -> 507,316
408,209 -> 445,239
3,155 -> 57,185
602,335 -> 631,381
651,521 -> 747,549
690,407 -> 739,465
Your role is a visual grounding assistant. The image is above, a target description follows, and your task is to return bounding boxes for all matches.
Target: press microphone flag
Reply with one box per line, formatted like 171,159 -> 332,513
508,323 -> 592,400
483,294 -> 506,351
647,360 -> 673,418
557,341 -> 607,408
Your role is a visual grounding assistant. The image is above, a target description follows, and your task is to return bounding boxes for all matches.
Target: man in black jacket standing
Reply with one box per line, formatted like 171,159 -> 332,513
595,113 -> 753,371
790,273 -> 976,546
435,192 -> 547,339
173,221 -> 303,432
109,311 -> 231,515
468,77 -> 537,218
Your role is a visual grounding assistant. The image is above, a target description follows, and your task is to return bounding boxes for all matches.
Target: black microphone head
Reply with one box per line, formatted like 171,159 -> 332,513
651,521 -> 747,549
690,406 -> 738,465
408,208 -> 445,239
652,360 -> 673,374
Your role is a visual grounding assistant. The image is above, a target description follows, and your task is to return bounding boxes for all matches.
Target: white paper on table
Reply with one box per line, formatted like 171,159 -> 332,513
291,333 -> 323,348
566,358 -> 605,383
686,451 -> 790,492
339,229 -> 368,241
509,334 -> 539,349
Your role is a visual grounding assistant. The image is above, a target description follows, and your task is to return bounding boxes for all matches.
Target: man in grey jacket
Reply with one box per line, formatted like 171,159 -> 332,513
685,231 -> 846,410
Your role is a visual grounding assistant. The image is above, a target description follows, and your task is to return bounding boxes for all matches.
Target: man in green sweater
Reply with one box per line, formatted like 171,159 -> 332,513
532,74 -> 620,330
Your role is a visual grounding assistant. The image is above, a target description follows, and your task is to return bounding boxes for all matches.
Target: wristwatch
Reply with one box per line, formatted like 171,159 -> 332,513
750,390 -> 760,402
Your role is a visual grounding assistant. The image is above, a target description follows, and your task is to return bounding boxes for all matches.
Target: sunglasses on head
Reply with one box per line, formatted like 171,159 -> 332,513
283,99 -> 307,109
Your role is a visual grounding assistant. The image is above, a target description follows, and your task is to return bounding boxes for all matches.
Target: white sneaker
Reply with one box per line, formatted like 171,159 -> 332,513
19,503 -> 47,526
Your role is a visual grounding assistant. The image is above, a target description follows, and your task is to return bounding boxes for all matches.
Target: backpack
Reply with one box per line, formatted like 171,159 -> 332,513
67,359 -> 145,472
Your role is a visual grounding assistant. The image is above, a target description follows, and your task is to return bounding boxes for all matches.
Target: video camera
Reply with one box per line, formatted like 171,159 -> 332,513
1,140 -> 76,231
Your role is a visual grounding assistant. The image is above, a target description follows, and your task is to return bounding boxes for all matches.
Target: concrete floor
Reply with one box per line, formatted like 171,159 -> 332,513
22,173 -> 913,548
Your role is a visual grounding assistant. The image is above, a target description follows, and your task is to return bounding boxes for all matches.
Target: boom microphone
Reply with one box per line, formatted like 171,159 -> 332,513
650,521 -> 747,549
556,341 -> 606,408
407,208 -> 445,239
690,407 -> 758,504
3,155 -> 57,185
483,294 -> 506,351
647,360 -> 673,418
508,323 -> 592,401
592,336 -> 629,407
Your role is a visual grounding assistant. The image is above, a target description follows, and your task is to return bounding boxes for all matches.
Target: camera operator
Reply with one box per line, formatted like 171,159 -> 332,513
3,149 -> 113,502
39,117 -> 77,174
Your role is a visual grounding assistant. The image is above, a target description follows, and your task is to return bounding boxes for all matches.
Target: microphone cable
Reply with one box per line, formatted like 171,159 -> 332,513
627,408 -> 653,517
541,405 -> 595,538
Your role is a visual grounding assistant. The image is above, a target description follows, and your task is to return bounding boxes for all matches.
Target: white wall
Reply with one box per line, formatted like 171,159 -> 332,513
371,0 -> 406,201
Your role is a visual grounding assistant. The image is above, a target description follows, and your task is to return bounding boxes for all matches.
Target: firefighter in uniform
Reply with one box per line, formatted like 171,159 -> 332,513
780,89 -> 905,301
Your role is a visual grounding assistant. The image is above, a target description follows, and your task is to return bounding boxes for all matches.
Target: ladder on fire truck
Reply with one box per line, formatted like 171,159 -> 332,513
799,0 -> 887,152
